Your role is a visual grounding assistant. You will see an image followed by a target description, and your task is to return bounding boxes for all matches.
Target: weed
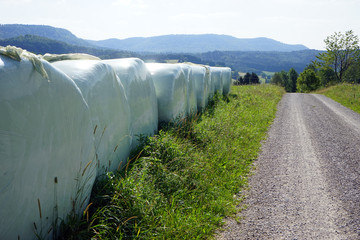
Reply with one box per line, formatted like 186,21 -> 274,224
58,84 -> 284,239
315,83 -> 360,114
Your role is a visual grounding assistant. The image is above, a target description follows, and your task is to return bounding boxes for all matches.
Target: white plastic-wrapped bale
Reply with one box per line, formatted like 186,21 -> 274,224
0,47 -> 96,239
179,63 -> 197,115
203,65 -> 211,107
210,67 -> 223,96
103,58 -> 158,150
53,60 -> 131,176
187,64 -> 208,111
207,67 -> 215,98
146,63 -> 187,123
221,67 -> 232,95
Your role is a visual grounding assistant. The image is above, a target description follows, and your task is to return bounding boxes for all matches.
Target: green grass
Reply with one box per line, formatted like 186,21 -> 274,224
60,84 -> 285,239
316,83 -> 360,114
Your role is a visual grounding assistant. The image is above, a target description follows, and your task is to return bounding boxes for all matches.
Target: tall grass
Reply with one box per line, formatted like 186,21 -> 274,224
59,84 -> 285,239
316,83 -> 360,114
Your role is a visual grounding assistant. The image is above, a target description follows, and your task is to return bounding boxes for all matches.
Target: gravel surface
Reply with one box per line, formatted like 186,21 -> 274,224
217,93 -> 360,240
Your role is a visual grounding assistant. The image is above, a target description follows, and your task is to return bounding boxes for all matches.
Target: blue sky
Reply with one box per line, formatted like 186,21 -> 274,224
1,0 -> 359,50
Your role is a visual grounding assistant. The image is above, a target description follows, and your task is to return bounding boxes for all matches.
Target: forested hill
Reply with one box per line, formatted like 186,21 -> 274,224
0,35 -> 138,59
90,34 -> 308,53
197,50 -> 320,73
0,24 -> 308,53
0,24 -> 92,47
0,34 -> 319,74
0,24 -> 319,74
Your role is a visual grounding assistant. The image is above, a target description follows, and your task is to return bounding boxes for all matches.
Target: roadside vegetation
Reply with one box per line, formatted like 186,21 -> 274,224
315,84 -> 360,114
59,85 -> 285,239
270,30 -> 360,93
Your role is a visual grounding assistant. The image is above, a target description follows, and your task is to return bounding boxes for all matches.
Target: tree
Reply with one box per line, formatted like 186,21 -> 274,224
316,30 -> 360,82
250,72 -> 260,84
271,70 -> 297,92
235,76 -> 243,85
318,66 -> 336,86
270,72 -> 283,86
288,68 -> 298,92
297,69 -> 320,93
343,59 -> 360,83
243,72 -> 251,84
280,70 -> 292,92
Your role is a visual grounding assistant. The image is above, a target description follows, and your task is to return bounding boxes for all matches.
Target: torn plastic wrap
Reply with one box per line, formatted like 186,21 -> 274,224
146,63 -> 187,123
221,67 -> 232,95
0,49 -> 96,240
179,63 -> 197,115
103,58 -> 158,150
53,60 -> 131,175
42,53 -> 100,62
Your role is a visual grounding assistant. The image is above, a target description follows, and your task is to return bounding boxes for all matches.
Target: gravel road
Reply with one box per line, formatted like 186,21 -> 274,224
218,93 -> 360,240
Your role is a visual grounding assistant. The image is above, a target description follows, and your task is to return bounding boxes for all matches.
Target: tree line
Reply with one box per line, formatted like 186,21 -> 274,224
270,30 -> 360,92
234,72 -> 260,85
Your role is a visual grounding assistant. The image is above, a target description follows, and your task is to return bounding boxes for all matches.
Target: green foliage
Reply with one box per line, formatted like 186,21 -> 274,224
296,31 -> 360,90
250,72 -> 260,84
288,68 -> 299,92
343,58 -> 360,83
270,68 -> 299,92
270,72 -> 283,86
297,69 -> 321,92
59,85 -> 285,239
235,72 -> 260,85
316,84 -> 360,113
318,66 -> 337,86
280,70 -> 291,92
315,30 -> 360,82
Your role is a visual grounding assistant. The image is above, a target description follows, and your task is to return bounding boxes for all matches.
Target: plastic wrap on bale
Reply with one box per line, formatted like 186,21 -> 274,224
203,65 -> 211,106
187,64 -> 208,111
146,63 -> 187,123
221,67 -> 232,95
0,47 -> 96,240
179,63 -> 197,116
103,58 -> 158,150
53,60 -> 131,176
210,67 -> 223,96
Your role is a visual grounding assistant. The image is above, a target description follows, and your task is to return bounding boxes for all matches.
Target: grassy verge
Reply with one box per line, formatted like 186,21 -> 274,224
60,84 -> 285,239
315,84 -> 360,114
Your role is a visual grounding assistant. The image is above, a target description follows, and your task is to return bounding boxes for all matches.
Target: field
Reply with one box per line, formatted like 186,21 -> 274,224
61,85 -> 285,239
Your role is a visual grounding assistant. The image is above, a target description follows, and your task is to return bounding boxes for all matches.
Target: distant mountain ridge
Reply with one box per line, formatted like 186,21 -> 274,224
0,24 -> 308,53
0,24 -> 92,47
90,34 -> 308,53
0,24 -> 318,74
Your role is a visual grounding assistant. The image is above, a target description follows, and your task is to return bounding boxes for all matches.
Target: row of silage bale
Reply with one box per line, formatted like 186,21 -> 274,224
146,63 -> 232,122
0,46 -> 232,239
0,47 -> 97,240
